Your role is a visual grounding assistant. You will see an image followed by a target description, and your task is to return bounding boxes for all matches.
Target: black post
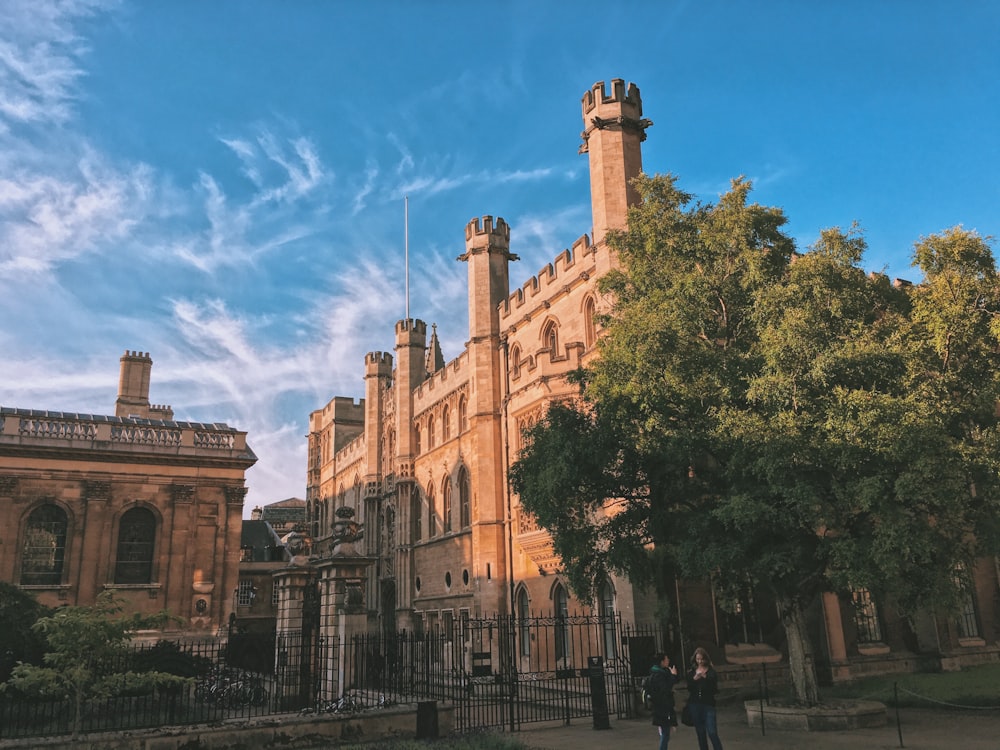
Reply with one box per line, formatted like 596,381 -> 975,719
761,661 -> 769,704
587,655 -> 611,730
895,682 -> 904,748
758,678 -> 766,737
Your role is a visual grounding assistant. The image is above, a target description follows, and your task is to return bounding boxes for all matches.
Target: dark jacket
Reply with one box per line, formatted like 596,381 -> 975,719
686,666 -> 719,707
648,664 -> 677,727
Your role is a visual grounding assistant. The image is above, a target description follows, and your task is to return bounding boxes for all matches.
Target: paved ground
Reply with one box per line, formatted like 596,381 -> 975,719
513,703 -> 998,750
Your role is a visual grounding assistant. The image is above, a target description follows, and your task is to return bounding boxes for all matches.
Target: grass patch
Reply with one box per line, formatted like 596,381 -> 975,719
822,663 -> 1000,708
334,735 -> 529,750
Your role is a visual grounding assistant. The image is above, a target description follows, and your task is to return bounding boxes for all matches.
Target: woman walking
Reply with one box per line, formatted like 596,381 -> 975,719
648,652 -> 679,749
686,647 -> 724,750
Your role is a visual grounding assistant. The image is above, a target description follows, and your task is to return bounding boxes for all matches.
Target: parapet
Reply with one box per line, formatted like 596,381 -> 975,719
120,350 -> 151,361
364,351 -> 393,376
395,318 -> 427,347
582,79 -> 643,119
464,215 -> 511,252
499,234 -> 595,320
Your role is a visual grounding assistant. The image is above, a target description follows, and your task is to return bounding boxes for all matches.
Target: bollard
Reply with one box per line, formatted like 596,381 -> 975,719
586,655 -> 611,730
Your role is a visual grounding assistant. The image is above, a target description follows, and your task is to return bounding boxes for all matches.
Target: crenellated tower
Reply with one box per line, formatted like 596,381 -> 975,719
579,79 -> 652,253
458,216 -> 517,615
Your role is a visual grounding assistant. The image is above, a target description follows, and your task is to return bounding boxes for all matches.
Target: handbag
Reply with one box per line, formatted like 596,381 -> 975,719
680,702 -> 694,727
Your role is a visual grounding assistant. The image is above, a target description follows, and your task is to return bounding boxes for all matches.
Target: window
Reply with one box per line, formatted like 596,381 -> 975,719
851,588 -> 883,643
427,486 -> 437,537
510,344 -> 522,379
954,566 -> 981,639
583,296 -> 597,348
554,583 -> 569,663
427,416 -> 435,449
414,424 -> 421,454
272,585 -> 280,607
542,320 -> 559,358
458,466 -> 470,528
442,405 -> 451,441
20,504 -> 68,585
237,578 -> 256,607
115,507 -> 156,584
517,587 -> 531,657
598,579 -> 616,657
240,546 -> 254,562
413,490 -> 423,541
443,477 -> 452,533
458,395 -> 468,433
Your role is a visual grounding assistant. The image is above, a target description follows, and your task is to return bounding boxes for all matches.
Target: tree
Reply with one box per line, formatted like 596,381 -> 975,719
509,175 -> 1000,704
1,592 -> 187,736
0,582 -> 52,682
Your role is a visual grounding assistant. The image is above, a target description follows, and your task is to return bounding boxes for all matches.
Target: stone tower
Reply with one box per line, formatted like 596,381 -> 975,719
460,216 -> 517,615
579,79 -> 652,253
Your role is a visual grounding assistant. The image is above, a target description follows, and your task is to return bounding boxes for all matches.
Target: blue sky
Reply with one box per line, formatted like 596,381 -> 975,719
2,0 -> 998,513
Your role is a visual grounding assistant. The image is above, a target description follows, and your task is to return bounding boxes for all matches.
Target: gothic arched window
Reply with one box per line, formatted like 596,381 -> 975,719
115,507 -> 157,584
458,395 -> 468,433
20,504 -> 68,586
427,485 -> 437,537
517,586 -> 531,657
542,320 -> 559,358
583,296 -> 597,349
442,476 -> 453,533
442,405 -> 451,442
554,583 -> 570,662
458,466 -> 471,528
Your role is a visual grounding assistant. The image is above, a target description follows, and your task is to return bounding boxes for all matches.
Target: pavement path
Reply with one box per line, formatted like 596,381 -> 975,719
513,704 -> 997,750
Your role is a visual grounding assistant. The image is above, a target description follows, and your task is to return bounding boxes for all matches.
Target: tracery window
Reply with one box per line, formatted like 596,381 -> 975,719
20,504 -> 68,586
851,587 -> 884,643
442,405 -> 451,441
517,586 -> 531,657
510,344 -> 522,379
115,507 -> 156,584
583,296 -> 597,348
443,477 -> 453,533
542,320 -> 559,358
458,466 -> 471,528
413,490 -> 423,542
427,486 -> 437,537
458,395 -> 468,433
954,565 -> 982,639
427,416 -> 435,449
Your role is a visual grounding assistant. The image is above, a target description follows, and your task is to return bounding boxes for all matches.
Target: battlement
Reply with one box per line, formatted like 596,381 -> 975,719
465,215 -> 511,250
412,351 -> 469,406
364,351 -> 393,376
395,318 -> 427,336
582,78 -> 642,118
499,234 -> 595,320
121,349 -> 151,360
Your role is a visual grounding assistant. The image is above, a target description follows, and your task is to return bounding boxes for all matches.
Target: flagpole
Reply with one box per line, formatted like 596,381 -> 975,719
405,195 -> 410,321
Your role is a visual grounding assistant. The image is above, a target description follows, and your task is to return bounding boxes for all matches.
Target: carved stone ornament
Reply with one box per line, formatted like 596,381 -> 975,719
224,485 -> 249,504
0,475 -> 19,496
82,480 -> 112,501
172,484 -> 195,503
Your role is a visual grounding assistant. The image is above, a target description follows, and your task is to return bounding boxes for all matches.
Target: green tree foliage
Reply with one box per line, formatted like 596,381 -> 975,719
1,592 -> 188,736
0,582 -> 52,682
509,174 -> 1000,704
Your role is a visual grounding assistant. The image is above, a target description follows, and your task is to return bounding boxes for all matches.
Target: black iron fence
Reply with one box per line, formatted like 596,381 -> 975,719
0,613 -> 659,740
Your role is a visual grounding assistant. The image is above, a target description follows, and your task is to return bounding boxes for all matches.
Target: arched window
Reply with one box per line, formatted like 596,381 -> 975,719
851,587 -> 884,644
509,344 -> 522,379
20,504 -> 68,585
412,490 -> 423,542
414,423 -> 422,455
442,405 -> 451,441
583,296 -> 597,349
517,586 -> 531,657
598,579 -> 616,656
442,477 -> 453,533
458,395 -> 468,433
427,485 -> 437,537
427,416 -> 436,449
458,466 -> 471,528
115,507 -> 156,584
542,320 -> 559,358
554,583 -> 569,663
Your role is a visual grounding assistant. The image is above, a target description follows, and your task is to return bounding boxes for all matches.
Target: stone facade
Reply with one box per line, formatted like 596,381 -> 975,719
304,79 -> 1000,678
0,351 -> 256,633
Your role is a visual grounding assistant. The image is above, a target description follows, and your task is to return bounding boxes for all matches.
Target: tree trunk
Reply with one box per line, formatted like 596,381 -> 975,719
780,598 -> 820,705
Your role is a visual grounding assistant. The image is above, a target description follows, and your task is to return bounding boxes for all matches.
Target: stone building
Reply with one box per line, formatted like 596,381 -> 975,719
0,351 -> 256,633
304,79 -> 999,679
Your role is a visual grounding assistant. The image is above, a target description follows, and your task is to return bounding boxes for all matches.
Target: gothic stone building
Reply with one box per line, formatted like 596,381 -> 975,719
306,79 -> 999,679
0,351 -> 257,633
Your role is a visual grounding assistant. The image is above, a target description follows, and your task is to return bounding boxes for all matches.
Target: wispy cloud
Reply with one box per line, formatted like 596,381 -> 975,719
0,0 -> 114,129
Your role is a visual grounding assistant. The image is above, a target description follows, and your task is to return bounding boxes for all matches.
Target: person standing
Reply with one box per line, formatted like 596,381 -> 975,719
648,652 -> 679,750
686,646 -> 724,750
